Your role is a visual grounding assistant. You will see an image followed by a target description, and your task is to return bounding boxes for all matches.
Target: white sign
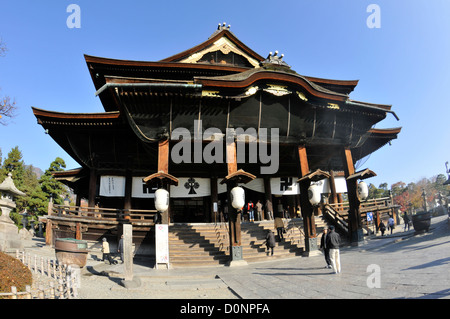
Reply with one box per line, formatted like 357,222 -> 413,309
99,176 -> 125,197
170,177 -> 211,198
155,224 -> 169,266
132,177 -> 157,198
271,177 -> 300,195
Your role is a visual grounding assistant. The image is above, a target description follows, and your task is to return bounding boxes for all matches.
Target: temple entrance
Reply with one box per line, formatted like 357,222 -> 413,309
171,197 -> 211,223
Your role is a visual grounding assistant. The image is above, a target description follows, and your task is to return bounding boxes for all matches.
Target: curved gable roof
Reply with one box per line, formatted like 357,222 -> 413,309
160,28 -> 264,66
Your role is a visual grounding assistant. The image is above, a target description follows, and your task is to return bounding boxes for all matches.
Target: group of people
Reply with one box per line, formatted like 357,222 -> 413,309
241,200 -> 301,223
378,212 -> 412,236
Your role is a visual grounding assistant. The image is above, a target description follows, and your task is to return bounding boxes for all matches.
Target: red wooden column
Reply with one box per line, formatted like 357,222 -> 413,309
342,148 -> 363,244
297,145 -> 318,255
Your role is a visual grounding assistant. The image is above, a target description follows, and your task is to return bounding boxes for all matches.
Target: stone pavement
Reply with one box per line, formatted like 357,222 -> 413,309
18,215 -> 450,300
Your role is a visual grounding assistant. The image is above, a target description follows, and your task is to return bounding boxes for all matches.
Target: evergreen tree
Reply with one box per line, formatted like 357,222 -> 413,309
39,157 -> 67,205
0,146 -> 25,188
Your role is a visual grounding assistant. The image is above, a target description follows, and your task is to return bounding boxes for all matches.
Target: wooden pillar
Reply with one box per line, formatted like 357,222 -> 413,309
263,176 -> 272,220
45,220 -> 53,246
225,139 -> 245,265
124,170 -> 132,220
158,140 -> 170,224
297,145 -> 317,254
342,148 -> 363,244
75,223 -> 81,240
210,176 -> 218,223
88,169 -> 97,208
329,170 -> 338,205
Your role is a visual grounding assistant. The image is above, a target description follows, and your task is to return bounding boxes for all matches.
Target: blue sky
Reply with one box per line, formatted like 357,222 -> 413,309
0,0 -> 449,188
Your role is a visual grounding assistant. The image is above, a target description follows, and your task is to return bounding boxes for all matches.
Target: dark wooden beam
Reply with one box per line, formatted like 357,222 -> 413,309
342,147 -> 363,243
297,145 -> 318,254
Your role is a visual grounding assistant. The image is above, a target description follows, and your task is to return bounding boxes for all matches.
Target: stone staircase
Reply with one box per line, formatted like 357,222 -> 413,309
168,215 -> 329,268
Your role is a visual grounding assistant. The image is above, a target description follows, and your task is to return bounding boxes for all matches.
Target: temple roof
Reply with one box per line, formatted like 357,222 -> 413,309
32,24 -> 401,176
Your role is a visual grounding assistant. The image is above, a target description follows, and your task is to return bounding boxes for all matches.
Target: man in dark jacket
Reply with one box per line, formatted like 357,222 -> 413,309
265,230 -> 276,256
320,228 -> 332,269
326,225 -> 341,274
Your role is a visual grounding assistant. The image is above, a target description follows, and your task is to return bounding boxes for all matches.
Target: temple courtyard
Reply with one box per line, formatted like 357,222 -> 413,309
20,214 -> 450,300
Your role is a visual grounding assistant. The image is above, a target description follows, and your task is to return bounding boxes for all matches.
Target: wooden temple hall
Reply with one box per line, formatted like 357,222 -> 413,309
33,24 -> 401,264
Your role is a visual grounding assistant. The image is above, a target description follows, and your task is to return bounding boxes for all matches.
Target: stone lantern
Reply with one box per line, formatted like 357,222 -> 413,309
0,173 -> 26,251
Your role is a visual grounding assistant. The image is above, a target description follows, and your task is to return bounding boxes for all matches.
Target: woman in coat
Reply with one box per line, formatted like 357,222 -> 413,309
274,213 -> 284,241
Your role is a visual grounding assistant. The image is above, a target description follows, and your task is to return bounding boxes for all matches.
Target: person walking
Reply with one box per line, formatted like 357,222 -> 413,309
402,211 -> 411,231
117,234 -> 124,264
388,215 -> 395,235
265,199 -> 273,220
265,230 -> 276,256
274,212 -> 284,241
378,220 -> 386,236
247,200 -> 255,222
101,237 -> 116,265
256,200 -> 263,221
326,225 -> 341,274
320,228 -> 332,269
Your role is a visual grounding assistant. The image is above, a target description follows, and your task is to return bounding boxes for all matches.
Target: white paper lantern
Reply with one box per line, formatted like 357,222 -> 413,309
154,188 -> 169,212
308,184 -> 321,206
357,181 -> 369,200
230,186 -> 245,210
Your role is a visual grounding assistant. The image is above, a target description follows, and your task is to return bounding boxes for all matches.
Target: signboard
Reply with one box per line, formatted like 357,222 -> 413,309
170,177 -> 211,198
367,212 -> 374,222
99,176 -> 125,197
132,177 -> 157,198
155,224 -> 169,268
271,177 -> 300,195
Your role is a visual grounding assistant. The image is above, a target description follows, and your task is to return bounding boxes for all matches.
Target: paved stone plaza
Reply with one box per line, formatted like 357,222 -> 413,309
73,215 -> 450,300
18,215 -> 450,300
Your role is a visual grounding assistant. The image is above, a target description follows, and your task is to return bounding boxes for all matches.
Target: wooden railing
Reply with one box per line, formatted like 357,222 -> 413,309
324,196 -> 395,235
51,205 -> 157,224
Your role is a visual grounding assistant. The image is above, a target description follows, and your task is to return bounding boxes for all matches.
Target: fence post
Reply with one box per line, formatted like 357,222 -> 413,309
11,286 -> 17,299
49,281 -> 55,299
40,257 -> 44,276
38,285 -> 44,299
34,255 -> 38,274
58,279 -> 64,299
25,285 -> 32,299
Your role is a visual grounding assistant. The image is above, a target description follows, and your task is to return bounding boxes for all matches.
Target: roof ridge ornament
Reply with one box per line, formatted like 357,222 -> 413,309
217,22 -> 231,31
260,50 -> 291,69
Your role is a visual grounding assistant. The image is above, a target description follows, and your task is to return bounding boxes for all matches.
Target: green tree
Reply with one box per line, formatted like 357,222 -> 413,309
39,157 -> 67,206
0,146 -> 26,188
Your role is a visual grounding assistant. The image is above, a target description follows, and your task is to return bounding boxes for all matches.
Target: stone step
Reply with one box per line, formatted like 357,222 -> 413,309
168,217 -> 328,267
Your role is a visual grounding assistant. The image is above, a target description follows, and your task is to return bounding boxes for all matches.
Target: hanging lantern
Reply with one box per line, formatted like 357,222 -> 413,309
154,188 -> 169,212
357,181 -> 369,200
308,184 -> 321,206
230,186 -> 245,210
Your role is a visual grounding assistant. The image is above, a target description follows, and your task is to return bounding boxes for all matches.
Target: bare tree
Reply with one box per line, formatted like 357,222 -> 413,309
0,39 -> 17,125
